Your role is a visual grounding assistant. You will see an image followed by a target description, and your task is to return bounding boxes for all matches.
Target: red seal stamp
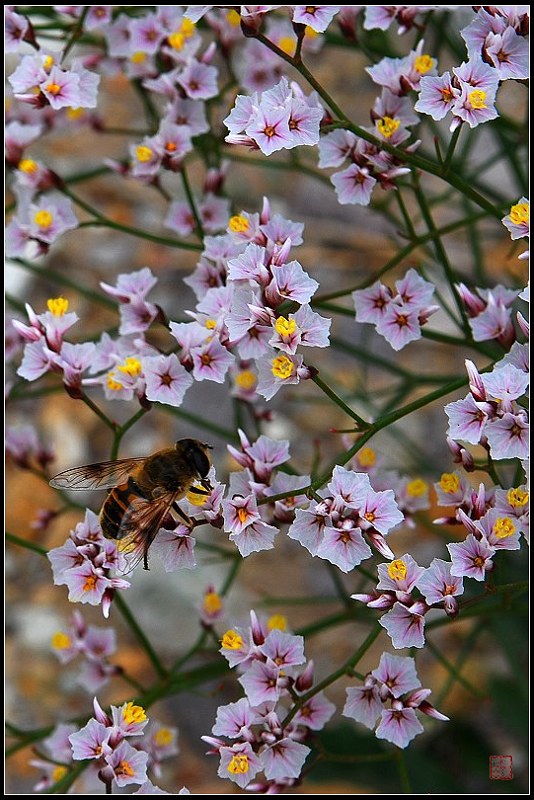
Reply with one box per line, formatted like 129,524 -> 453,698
489,755 -> 513,780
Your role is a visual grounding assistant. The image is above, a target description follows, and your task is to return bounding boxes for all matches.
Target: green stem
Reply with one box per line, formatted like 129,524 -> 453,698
6,532 -> 48,558
113,594 -> 167,679
110,408 -> 148,460
311,372 -> 369,428
223,149 -> 331,186
442,124 -> 463,171
80,393 -> 117,432
281,623 -> 382,728
160,405 -> 239,442
61,5 -> 89,62
395,750 -> 412,794
62,187 -> 202,251
10,258 -> 116,309
425,637 -> 484,697
180,165 -> 205,240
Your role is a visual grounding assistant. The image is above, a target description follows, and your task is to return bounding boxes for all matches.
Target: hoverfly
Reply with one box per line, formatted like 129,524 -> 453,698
49,439 -> 213,571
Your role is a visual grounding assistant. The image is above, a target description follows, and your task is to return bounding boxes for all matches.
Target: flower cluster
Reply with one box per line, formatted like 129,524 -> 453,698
445,356 -> 529,462
502,197 -> 529,261
224,76 -> 324,155
456,282 -> 522,348
223,429 -> 309,557
343,652 -> 448,748
288,464 -> 404,571
202,611 -> 335,791
51,610 -> 119,693
8,51 -> 100,110
67,698 -> 177,792
47,509 -> 130,617
6,193 -> 78,259
352,268 -> 437,350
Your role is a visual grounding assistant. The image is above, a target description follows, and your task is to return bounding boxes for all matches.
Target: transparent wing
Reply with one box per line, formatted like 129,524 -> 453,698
113,489 -> 187,572
49,458 -> 148,491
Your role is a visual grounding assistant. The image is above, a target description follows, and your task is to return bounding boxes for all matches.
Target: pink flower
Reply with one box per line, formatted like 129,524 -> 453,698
331,163 -> 377,205
143,354 -> 193,406
375,706 -> 424,749
448,534 -> 495,581
379,602 -> 426,649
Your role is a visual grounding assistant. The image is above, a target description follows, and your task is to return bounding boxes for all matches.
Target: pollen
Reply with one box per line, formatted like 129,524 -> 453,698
168,32 -> 185,49
473,555 -> 485,568
414,54 -> 435,74
47,296 -> 69,316
507,487 -> 528,508
275,316 -> 297,336
205,318 -> 217,330
45,82 -> 62,96
406,478 -> 428,497
228,214 -> 250,234
271,355 -> 294,380
118,357 -> 142,377
165,140 -> 177,152
226,9 -> 241,25
228,753 -> 250,775
267,614 -> 287,631
440,86 -> 455,103
52,766 -> 68,783
278,36 -> 296,56
235,369 -> 257,391
67,107 -> 84,120
51,631 -> 72,650
509,201 -> 529,226
18,158 -> 38,174
131,51 -> 147,64
364,510 -> 376,523
354,447 -> 375,468
154,727 -> 174,747
221,629 -> 243,650
118,760 -> 135,778
376,116 -> 401,139
493,516 -> 516,539
83,575 -> 97,592
237,507 -> 249,524
264,125 -> 276,138
200,353 -> 213,366
388,559 -> 408,581
135,145 -> 154,163
123,701 -> 147,725
43,55 -> 54,70
107,371 -> 123,391
203,591 -> 223,616
34,209 -> 54,229
469,89 -> 487,109
439,472 -> 460,494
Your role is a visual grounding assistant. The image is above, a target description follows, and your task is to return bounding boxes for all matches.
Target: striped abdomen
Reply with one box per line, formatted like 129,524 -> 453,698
100,477 -> 148,540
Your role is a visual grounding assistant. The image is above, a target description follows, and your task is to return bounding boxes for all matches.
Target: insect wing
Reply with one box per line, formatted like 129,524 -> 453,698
113,490 -> 182,572
49,457 -> 147,490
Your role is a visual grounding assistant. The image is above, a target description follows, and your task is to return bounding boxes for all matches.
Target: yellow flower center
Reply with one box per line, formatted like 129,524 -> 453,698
439,473 -> 460,494
235,370 -> 257,391
387,559 -> 408,581
469,89 -> 487,109
226,9 -> 241,25
169,19 -> 196,49
205,318 -> 217,330
51,631 -> 72,650
507,487 -> 529,508
43,55 -> 54,70
118,760 -> 135,778
34,209 -> 53,229
168,32 -> 185,50
117,357 -> 142,377
376,116 -> 401,139
271,355 -> 294,380
154,727 -> 174,747
131,51 -> 147,64
136,145 -> 154,163
305,25 -> 319,39
414,54 -> 435,74
228,754 -> 250,775
228,214 -> 249,234
45,82 -> 61,96
67,107 -> 84,120
509,202 -> 529,226
358,447 -> 376,467
275,316 -> 297,336
221,629 -> 243,650
278,36 -> 296,56
47,297 -> 69,316
203,591 -> 223,615
52,766 -> 68,784
267,614 -> 287,631
107,372 -> 123,391
83,575 -> 97,592
237,507 -> 249,524
18,158 -> 38,174
493,516 -> 516,539
123,701 -> 147,725
406,478 -> 428,498
364,510 -> 376,523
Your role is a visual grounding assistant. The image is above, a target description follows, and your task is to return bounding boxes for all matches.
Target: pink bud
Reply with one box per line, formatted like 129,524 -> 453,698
456,283 -> 485,315
465,359 -> 486,401
249,609 -> 265,645
295,659 -> 314,692
93,697 -> 111,725
367,531 -> 395,559
517,311 -> 529,339
271,237 -> 292,266
260,196 -> 271,224
201,42 -> 216,64
418,699 -> 450,721
456,507 -> 478,536
443,595 -> 459,617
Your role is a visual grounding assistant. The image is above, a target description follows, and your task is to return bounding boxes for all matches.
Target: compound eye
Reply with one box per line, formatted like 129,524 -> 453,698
192,447 -> 210,478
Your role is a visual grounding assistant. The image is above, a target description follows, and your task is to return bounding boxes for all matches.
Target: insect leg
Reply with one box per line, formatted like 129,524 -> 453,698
172,502 -> 192,526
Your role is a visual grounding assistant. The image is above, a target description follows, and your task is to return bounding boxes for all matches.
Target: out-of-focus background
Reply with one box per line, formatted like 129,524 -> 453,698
6,8 -> 528,794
